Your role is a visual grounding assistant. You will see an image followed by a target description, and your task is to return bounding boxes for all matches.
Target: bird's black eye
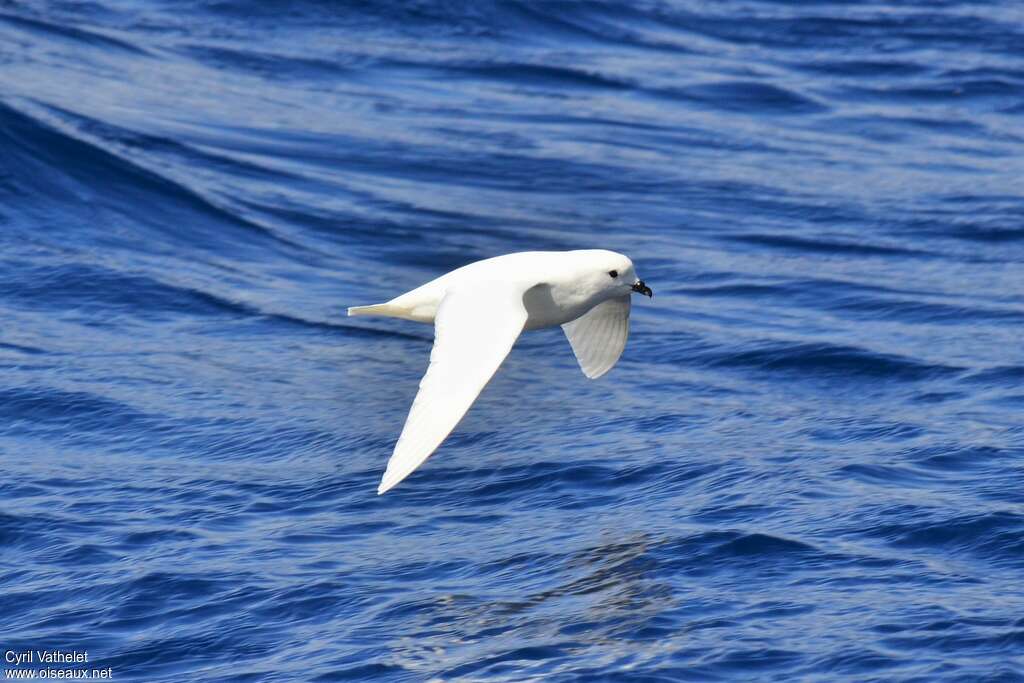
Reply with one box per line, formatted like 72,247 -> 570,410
608,270 -> 618,278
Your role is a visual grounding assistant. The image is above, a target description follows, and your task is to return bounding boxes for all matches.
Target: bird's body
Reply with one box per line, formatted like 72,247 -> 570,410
348,249 -> 651,494
353,251 -> 627,328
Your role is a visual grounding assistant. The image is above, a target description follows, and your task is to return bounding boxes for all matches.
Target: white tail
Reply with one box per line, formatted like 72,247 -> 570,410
347,303 -> 398,317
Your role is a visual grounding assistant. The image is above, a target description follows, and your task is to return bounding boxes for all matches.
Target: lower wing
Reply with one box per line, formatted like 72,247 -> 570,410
378,284 -> 531,494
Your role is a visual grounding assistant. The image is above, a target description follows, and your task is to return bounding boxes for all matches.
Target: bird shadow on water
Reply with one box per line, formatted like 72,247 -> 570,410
361,532 -> 676,678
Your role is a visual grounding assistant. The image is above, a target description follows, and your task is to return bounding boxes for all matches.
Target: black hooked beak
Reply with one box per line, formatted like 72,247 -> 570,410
631,280 -> 653,298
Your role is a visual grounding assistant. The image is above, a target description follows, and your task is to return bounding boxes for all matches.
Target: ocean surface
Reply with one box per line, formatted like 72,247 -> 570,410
1,1 -> 1023,680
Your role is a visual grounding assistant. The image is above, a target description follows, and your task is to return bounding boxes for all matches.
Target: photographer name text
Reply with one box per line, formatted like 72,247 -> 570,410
6,653 -> 88,666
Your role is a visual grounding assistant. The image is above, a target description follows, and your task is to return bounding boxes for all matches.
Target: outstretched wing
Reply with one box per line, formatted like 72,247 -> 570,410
378,284 -> 529,494
561,295 -> 631,379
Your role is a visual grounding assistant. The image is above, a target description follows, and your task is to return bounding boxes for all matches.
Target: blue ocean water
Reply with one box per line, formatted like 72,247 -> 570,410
1,0 -> 1023,680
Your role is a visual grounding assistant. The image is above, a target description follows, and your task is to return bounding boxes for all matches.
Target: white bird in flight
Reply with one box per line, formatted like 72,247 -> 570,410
348,249 -> 653,494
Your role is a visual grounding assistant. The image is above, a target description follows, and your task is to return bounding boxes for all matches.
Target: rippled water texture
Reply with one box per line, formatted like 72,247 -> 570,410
2,1 -> 1023,680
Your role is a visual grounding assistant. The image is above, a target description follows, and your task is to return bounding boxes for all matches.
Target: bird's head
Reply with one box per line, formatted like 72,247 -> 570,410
578,250 -> 653,301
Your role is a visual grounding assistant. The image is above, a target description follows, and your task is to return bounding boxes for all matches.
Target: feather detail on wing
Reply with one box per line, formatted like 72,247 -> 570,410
377,285 -> 530,494
561,294 -> 631,379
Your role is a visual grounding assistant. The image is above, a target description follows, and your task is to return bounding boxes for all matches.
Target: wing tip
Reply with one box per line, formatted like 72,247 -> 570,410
377,475 -> 399,495
582,363 -> 613,379
377,465 -> 412,495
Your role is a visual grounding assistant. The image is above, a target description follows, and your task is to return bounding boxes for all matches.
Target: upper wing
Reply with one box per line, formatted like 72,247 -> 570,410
561,295 -> 631,379
377,284 -> 529,494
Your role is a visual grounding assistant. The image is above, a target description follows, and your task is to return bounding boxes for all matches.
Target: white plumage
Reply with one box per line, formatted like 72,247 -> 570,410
348,249 -> 651,494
